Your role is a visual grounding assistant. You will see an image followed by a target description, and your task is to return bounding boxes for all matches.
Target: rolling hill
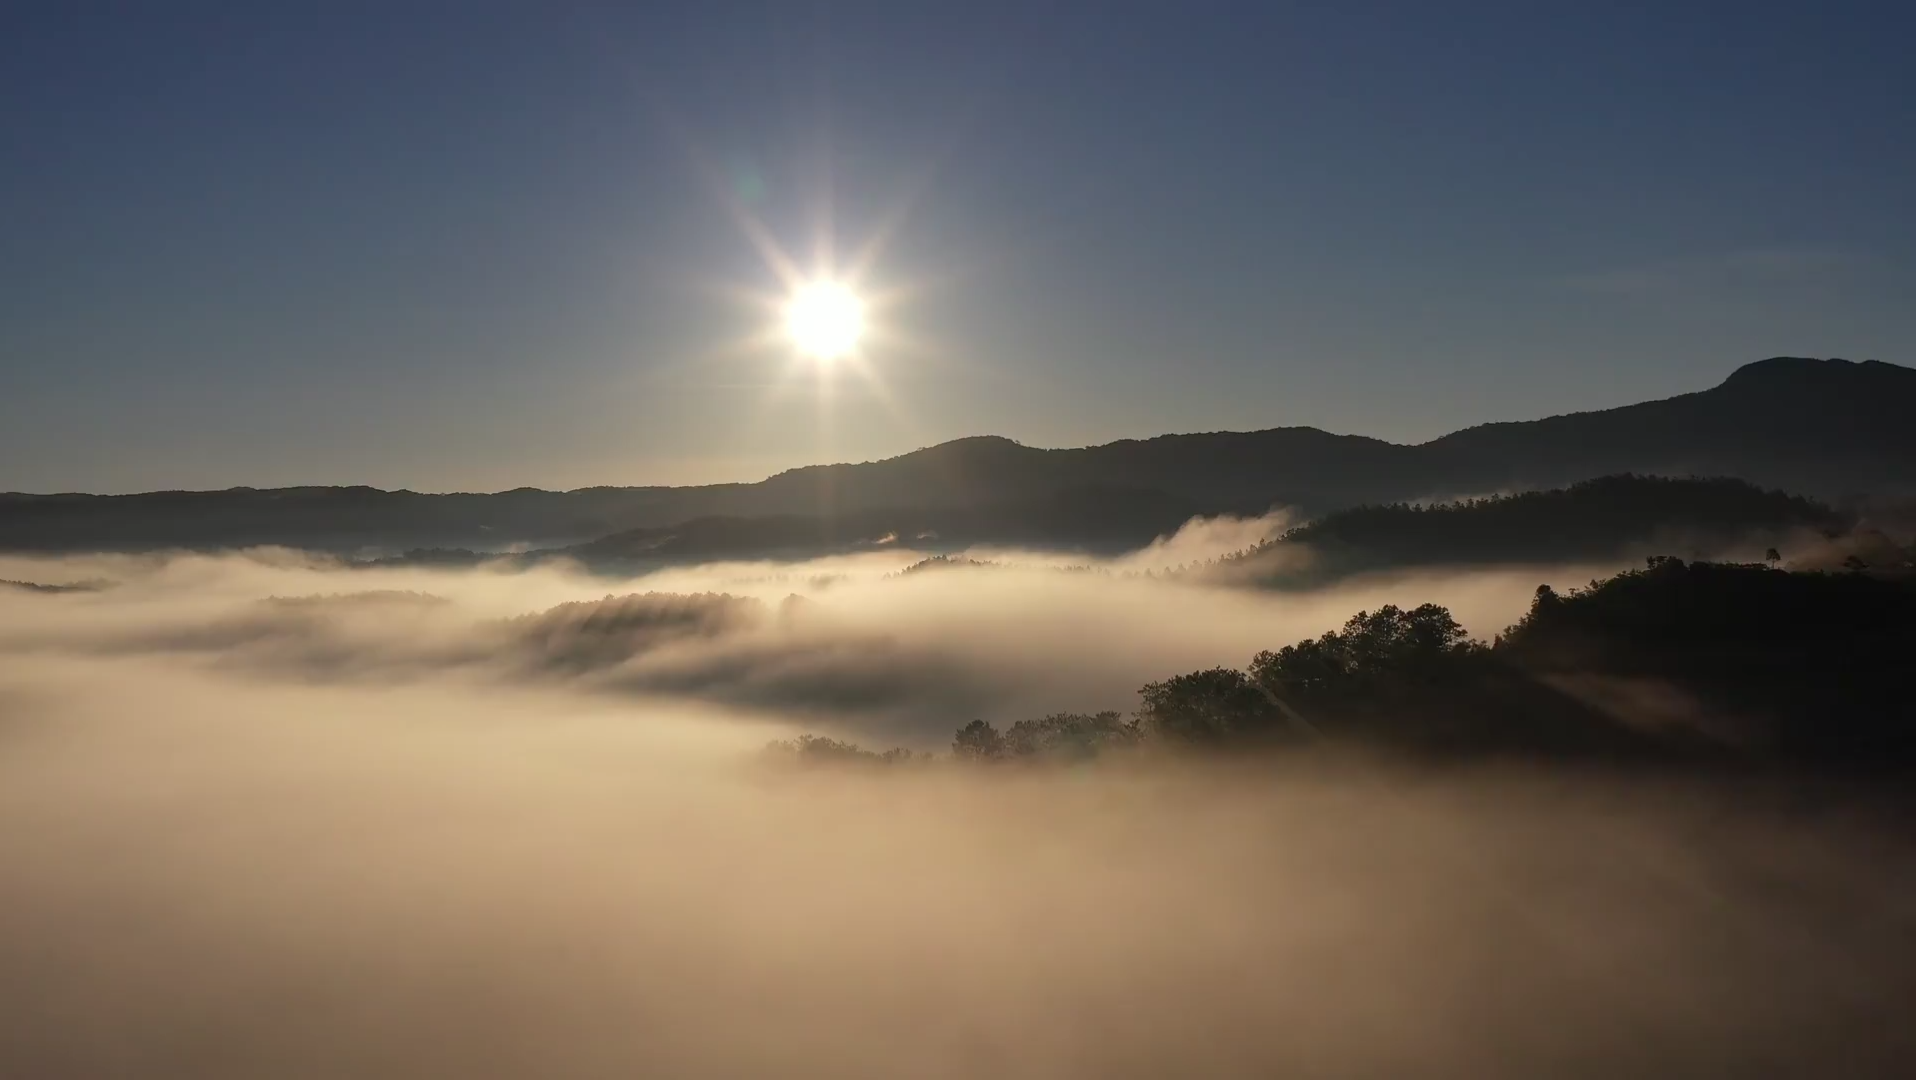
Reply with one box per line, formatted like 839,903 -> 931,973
1213,474 -> 1847,585
2,356 -> 1910,553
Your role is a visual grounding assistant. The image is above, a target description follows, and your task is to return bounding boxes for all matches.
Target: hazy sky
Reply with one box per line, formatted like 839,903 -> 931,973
4,1 -> 1912,493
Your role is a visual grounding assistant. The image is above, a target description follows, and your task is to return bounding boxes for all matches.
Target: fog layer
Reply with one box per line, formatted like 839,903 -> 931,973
3,548 -> 1912,1077
0,545 -> 1612,742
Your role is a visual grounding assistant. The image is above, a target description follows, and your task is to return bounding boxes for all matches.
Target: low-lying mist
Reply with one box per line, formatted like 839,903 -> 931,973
3,543 -> 1913,1077
0,540 -> 1617,742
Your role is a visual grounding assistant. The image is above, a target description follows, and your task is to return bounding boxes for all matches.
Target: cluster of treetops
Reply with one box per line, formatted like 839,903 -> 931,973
769,556 -> 1916,769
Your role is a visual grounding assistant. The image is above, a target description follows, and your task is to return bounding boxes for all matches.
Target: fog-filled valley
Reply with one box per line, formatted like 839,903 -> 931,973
13,0 -> 1916,1068
6,522 -> 1916,1077
1,532 -> 1617,743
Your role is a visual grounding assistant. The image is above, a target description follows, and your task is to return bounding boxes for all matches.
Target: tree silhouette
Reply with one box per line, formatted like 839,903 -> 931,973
762,734 -> 902,766
1002,711 -> 1138,760
951,719 -> 1006,761
1249,603 -> 1483,702
1137,668 -> 1282,744
890,555 -> 1916,771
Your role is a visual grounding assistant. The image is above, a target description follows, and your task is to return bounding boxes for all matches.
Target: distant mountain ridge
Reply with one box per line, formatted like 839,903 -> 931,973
380,475 -> 1849,574
1215,474 -> 1846,586
1417,356 -> 1916,497
3,357 -> 1911,553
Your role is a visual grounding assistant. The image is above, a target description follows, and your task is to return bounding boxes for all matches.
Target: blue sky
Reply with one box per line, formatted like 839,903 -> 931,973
4,1 -> 1912,492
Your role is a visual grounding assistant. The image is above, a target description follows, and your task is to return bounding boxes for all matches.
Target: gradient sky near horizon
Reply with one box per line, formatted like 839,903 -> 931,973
4,2 -> 1913,494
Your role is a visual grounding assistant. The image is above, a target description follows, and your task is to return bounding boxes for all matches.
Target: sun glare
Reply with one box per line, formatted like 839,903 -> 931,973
784,281 -> 866,361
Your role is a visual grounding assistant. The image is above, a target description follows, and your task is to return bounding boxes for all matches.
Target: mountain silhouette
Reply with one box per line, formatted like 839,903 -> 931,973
2,357 -> 1910,553
1215,474 -> 1846,586
1418,356 -> 1916,497
562,486 -> 1207,563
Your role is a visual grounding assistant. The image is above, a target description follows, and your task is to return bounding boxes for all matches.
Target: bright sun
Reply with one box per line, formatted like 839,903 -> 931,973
784,281 -> 865,361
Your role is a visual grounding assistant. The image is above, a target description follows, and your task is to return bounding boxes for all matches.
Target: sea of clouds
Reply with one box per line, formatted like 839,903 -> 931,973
3,531 -> 1913,1078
